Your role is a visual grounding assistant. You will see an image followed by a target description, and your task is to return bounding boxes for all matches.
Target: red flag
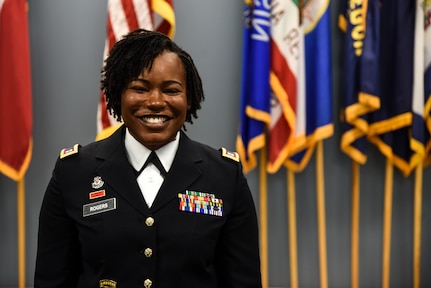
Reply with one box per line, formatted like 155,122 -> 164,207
96,0 -> 175,140
0,0 -> 32,181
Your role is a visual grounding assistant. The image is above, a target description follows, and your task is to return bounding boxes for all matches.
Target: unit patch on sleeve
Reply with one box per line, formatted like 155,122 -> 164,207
60,144 -> 80,159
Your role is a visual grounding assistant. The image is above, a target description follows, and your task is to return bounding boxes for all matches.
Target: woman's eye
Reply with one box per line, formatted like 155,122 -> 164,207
165,89 -> 180,95
131,86 -> 148,92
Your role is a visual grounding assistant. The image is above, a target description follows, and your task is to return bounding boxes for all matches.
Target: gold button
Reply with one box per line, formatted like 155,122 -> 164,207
144,279 -> 152,288
144,248 -> 152,257
145,217 -> 154,227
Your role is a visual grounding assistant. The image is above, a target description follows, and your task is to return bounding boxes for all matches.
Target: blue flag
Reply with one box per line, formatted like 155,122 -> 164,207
367,0 -> 416,176
236,2 -> 271,173
340,0 -> 375,164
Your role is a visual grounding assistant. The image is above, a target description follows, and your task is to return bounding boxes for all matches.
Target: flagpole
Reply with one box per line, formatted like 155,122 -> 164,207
287,169 -> 298,288
17,178 -> 26,288
316,141 -> 328,288
382,160 -> 393,288
413,163 -> 423,288
351,161 -> 360,288
259,150 -> 269,288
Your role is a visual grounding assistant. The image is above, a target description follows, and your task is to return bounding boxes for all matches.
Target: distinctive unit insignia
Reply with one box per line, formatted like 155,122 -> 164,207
92,176 -> 104,189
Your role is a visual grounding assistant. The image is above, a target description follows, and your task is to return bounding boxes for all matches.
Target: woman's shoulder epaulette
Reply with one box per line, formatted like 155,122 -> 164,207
59,144 -> 80,159
220,147 -> 240,162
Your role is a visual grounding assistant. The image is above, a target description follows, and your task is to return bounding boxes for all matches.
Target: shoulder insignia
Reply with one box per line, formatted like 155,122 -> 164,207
60,144 -> 80,159
221,147 -> 240,162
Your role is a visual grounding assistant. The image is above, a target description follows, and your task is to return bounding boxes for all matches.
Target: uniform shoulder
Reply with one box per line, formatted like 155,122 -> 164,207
59,144 -> 80,159
187,136 -> 240,163
219,147 -> 240,162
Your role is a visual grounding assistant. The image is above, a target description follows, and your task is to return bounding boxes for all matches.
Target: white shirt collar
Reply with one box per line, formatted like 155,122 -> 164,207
124,128 -> 180,173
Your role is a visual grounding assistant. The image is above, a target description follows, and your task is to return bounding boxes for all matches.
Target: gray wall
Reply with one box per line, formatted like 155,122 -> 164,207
1,0 -> 430,287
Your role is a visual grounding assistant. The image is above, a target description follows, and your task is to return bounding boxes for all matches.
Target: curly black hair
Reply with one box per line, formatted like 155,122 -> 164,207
101,29 -> 204,126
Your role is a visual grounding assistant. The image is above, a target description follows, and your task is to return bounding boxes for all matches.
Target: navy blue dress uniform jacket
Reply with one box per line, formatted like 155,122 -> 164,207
34,126 -> 262,288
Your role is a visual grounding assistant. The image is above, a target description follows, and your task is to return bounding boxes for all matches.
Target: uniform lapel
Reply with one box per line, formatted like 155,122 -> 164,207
95,126 -> 149,215
150,131 -> 204,213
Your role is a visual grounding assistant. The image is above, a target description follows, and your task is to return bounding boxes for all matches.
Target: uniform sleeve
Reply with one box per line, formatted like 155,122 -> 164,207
215,163 -> 262,288
34,158 -> 81,288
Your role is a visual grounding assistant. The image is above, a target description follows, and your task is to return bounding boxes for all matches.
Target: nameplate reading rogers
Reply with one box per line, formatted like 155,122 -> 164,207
83,198 -> 116,217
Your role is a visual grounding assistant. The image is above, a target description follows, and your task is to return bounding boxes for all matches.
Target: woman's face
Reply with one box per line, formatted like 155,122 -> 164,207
121,51 -> 188,150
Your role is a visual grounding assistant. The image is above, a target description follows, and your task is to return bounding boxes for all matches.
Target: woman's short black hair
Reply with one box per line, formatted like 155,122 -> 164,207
101,29 -> 204,126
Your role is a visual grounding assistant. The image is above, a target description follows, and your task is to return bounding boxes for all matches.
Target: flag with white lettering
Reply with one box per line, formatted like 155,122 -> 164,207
236,1 -> 271,173
96,0 -> 175,140
0,0 -> 32,181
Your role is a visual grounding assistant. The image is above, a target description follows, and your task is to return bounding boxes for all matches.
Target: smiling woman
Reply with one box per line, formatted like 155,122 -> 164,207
34,29 -> 262,288
101,29 -> 204,128
120,51 -> 188,151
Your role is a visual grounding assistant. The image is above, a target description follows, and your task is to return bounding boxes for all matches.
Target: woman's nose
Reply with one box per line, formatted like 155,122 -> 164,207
147,89 -> 164,107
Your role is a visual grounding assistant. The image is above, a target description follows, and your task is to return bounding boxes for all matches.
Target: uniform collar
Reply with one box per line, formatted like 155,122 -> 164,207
124,128 -> 180,173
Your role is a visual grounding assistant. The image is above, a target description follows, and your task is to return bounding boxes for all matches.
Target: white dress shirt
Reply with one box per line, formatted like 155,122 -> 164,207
124,128 -> 179,207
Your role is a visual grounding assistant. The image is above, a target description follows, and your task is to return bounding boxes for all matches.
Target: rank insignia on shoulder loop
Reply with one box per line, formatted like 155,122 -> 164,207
92,176 -> 104,189
221,147 -> 240,162
60,144 -> 79,159
99,279 -> 117,288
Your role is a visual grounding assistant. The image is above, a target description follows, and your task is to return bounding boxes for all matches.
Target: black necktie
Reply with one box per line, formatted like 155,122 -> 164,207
137,151 -> 167,177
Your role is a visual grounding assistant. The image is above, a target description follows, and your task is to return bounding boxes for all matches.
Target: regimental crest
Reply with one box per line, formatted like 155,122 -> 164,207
92,176 -> 104,189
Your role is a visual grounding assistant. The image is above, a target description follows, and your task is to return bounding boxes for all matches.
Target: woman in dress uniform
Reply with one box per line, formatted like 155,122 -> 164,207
34,29 -> 262,288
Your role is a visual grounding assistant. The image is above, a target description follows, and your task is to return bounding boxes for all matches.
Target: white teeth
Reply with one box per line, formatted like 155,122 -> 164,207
143,117 -> 166,124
